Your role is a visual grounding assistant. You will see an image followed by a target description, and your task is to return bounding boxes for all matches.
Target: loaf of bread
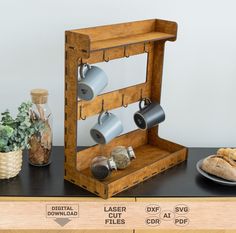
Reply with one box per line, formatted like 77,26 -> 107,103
217,148 -> 236,160
201,155 -> 236,181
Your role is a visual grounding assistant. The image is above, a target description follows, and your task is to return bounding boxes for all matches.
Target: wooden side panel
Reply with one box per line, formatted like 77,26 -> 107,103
149,41 -> 165,103
64,32 -> 79,174
155,136 -> 188,155
155,19 -> 178,41
147,41 -> 166,145
66,31 -> 90,59
76,130 -> 148,171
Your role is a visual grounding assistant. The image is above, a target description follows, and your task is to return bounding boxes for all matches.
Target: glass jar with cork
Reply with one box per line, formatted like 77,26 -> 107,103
29,89 -> 53,166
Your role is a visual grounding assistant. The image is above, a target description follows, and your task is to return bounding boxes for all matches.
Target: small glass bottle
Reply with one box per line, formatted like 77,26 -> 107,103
29,89 -> 53,166
111,146 -> 136,169
90,156 -> 117,180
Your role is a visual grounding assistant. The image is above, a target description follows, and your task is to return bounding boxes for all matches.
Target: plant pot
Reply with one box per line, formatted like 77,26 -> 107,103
0,150 -> 23,179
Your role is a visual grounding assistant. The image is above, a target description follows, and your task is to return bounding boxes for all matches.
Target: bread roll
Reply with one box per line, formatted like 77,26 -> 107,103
217,148 -> 236,160
201,155 -> 236,181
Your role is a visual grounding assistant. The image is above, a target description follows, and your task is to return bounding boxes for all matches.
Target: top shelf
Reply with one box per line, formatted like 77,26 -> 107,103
90,32 -> 175,51
66,19 -> 177,58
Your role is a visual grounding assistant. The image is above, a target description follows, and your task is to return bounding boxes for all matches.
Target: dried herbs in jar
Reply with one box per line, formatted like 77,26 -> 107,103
111,146 -> 136,169
29,89 -> 53,166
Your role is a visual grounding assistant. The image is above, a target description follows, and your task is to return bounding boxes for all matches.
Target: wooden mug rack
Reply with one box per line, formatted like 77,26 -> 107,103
64,19 -> 188,199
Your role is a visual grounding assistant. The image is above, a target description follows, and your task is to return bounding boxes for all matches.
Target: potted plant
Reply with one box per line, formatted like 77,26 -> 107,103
0,102 -> 42,179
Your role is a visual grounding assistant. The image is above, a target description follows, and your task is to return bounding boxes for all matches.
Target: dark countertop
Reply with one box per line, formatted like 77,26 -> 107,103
0,147 -> 235,197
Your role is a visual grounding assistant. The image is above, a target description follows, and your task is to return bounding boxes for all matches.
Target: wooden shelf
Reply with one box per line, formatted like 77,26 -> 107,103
90,32 -> 175,51
81,145 -> 171,183
65,19 -> 178,59
77,143 -> 187,198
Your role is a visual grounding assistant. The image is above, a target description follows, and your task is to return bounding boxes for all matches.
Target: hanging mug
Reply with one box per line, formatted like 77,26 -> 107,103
134,98 -> 165,130
78,63 -> 108,101
90,111 -> 123,144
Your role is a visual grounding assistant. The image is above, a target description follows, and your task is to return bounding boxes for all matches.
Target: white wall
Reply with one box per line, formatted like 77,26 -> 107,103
0,0 -> 236,147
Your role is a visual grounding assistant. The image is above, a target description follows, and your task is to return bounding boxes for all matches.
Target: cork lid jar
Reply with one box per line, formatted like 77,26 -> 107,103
30,89 -> 48,104
29,88 -> 52,166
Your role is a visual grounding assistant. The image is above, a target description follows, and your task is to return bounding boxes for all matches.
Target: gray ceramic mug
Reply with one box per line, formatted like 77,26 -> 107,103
78,64 -> 108,101
90,111 -> 123,144
134,98 -> 165,130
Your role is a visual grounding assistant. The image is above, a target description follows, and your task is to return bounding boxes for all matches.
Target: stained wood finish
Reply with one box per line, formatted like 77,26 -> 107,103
81,43 -> 151,64
90,32 -> 174,51
71,19 -> 157,41
64,19 -> 187,199
0,231 -> 133,233
77,145 -> 186,199
77,42 -> 155,120
106,149 -> 186,198
77,130 -> 147,171
68,19 -> 177,58
77,83 -> 150,120
64,32 -> 79,170
147,41 -> 165,145
0,231 -> 232,233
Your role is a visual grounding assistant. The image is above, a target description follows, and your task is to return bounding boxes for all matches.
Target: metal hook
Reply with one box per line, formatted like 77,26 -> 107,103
144,43 -> 149,53
140,88 -> 143,100
124,46 -> 129,58
101,99 -> 105,112
103,50 -> 109,62
79,105 -> 86,120
77,57 -> 83,65
121,94 -> 128,108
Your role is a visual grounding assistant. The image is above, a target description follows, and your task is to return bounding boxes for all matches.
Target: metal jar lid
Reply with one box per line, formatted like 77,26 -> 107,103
108,158 -> 117,170
127,146 -> 136,160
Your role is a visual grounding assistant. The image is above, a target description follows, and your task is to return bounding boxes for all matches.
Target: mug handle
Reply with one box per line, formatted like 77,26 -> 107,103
79,63 -> 91,79
139,98 -> 152,110
98,111 -> 110,125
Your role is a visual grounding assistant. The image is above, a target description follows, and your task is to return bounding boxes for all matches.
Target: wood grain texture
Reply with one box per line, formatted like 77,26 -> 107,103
65,31 -> 90,59
64,32 -> 79,177
1,198 -> 236,230
0,229 -> 235,233
0,231 -> 133,233
68,19 -> 177,58
80,43 -> 151,64
77,83 -> 150,120
71,19 -> 157,41
64,19 -> 187,199
136,231 -> 231,233
90,32 -> 175,51
105,149 -> 186,198
155,18 -> 178,41
76,144 -> 186,198
76,130 -> 147,171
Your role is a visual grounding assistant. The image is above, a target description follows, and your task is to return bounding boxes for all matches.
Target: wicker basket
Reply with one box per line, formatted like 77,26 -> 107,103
0,150 -> 23,179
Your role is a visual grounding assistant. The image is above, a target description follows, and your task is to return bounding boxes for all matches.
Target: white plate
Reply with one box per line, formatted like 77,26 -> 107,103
196,159 -> 236,186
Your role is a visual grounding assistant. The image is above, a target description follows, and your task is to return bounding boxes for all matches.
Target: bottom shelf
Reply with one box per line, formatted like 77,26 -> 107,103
77,143 -> 187,198
81,145 -> 170,183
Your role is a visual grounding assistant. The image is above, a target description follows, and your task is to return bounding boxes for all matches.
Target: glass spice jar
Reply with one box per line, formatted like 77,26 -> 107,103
90,156 -> 117,180
111,146 -> 136,169
29,89 -> 53,166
